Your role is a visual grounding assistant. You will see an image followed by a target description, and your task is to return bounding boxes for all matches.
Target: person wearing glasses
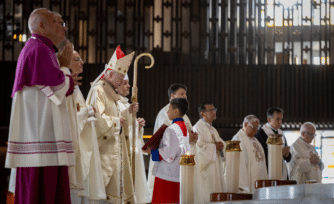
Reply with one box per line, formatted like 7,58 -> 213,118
193,102 -> 226,204
232,115 -> 268,194
287,122 -> 323,184
5,8 -> 74,204
255,107 -> 292,180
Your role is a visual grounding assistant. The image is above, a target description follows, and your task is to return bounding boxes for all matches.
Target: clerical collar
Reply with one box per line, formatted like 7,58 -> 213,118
269,124 -> 278,134
31,34 -> 58,53
173,118 -> 184,123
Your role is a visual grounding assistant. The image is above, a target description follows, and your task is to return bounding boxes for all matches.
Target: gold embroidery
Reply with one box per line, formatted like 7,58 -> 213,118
253,142 -> 264,162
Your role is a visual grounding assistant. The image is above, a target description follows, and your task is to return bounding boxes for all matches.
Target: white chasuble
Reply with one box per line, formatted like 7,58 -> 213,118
6,76 -> 75,168
86,79 -> 135,204
148,104 -> 196,201
117,96 -> 150,204
287,137 -> 323,184
232,130 -> 268,193
193,119 -> 226,204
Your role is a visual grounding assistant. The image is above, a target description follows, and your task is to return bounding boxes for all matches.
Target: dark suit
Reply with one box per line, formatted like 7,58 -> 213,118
255,127 -> 292,175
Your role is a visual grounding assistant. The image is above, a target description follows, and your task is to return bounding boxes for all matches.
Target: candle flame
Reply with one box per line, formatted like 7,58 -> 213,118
186,151 -> 190,155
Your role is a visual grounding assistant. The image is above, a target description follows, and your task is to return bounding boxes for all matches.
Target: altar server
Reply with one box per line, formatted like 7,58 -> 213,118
143,98 -> 191,204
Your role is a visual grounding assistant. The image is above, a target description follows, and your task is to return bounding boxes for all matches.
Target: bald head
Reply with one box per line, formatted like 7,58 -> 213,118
28,8 -> 50,34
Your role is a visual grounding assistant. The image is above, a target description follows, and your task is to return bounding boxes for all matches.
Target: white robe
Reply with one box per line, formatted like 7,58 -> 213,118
148,104 -> 196,200
232,129 -> 268,193
117,96 -> 150,204
193,119 -> 226,204
61,68 -> 85,190
71,87 -> 106,203
287,137 -> 324,184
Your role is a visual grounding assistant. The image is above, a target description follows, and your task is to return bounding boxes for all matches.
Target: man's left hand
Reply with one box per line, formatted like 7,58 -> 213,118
282,146 -> 290,157
189,131 -> 198,143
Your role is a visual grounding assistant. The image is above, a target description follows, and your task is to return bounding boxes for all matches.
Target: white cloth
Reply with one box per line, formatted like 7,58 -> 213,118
193,119 -> 226,204
152,123 -> 190,182
232,129 -> 268,193
72,86 -> 106,203
61,68 -> 85,190
117,96 -> 150,204
262,123 -> 289,180
148,104 -> 195,200
287,137 -> 324,184
5,77 -> 75,168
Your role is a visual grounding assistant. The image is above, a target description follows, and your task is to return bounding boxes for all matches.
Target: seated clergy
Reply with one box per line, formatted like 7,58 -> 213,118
193,102 -> 226,203
287,122 -> 324,184
232,115 -> 268,194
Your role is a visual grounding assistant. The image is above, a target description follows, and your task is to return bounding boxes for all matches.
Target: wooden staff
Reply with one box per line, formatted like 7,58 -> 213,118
131,53 -> 154,186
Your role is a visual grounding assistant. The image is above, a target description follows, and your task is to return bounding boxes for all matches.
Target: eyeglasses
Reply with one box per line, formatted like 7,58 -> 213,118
248,123 -> 260,130
204,108 -> 217,112
59,21 -> 66,28
305,132 -> 316,137
75,58 -> 83,62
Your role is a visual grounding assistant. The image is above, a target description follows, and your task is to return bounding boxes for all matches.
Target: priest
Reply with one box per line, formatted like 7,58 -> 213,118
86,45 -> 136,204
147,84 -> 198,200
61,45 -> 106,203
5,8 -> 75,204
255,107 -> 291,179
116,76 -> 151,203
232,115 -> 268,194
287,122 -> 324,184
193,102 -> 226,203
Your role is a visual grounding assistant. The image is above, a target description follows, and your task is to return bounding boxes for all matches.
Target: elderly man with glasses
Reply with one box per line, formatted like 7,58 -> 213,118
287,122 -> 324,184
193,101 -> 226,204
232,115 -> 268,194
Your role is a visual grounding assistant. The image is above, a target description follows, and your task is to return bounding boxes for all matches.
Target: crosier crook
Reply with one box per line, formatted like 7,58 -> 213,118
131,53 -> 154,186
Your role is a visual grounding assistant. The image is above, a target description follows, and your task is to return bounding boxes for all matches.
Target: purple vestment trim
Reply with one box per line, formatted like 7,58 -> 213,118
7,140 -> 74,155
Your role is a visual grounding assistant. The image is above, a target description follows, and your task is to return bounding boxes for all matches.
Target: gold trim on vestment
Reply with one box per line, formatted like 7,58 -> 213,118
225,140 -> 242,152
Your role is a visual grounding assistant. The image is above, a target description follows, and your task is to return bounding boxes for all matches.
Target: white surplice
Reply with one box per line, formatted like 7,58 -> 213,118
148,103 -> 195,200
5,77 -> 75,168
232,129 -> 268,194
193,119 -> 226,204
287,137 -> 324,184
152,123 -> 191,182
117,96 -> 150,204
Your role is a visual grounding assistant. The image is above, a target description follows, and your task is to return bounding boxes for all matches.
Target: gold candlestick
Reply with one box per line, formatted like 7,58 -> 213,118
180,153 -> 196,204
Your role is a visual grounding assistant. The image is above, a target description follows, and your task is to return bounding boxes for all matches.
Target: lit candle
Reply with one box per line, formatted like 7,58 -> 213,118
225,141 -> 242,193
179,153 -> 195,204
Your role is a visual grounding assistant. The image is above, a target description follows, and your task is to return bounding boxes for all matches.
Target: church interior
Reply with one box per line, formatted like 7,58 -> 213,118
0,0 -> 334,203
